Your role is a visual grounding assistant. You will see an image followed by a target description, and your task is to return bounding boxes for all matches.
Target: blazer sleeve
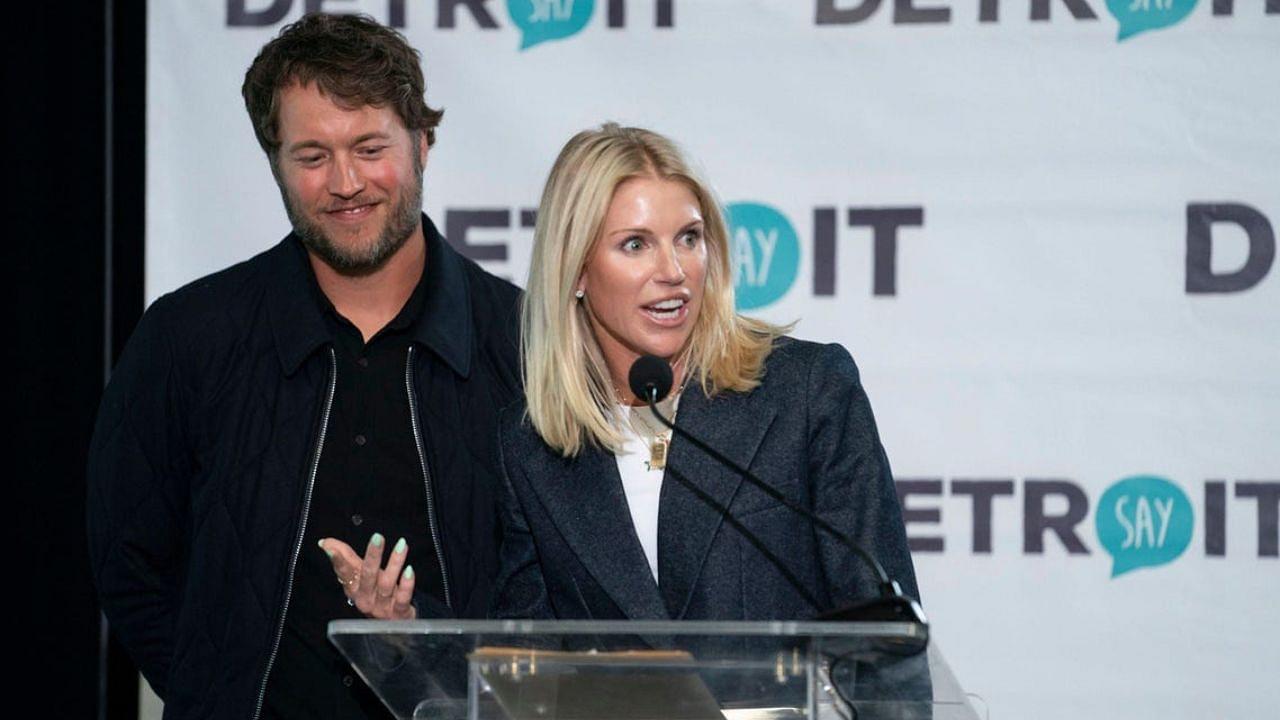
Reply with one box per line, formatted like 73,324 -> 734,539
86,297 -> 194,698
804,343 -> 920,605
489,411 -> 556,620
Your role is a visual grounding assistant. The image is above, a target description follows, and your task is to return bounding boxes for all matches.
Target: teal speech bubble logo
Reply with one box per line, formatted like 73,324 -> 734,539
1106,0 -> 1198,42
1095,475 -> 1193,578
507,0 -> 595,50
724,202 -> 800,311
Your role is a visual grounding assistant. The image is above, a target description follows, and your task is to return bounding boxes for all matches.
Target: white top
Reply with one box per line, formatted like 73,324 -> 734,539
615,405 -> 666,583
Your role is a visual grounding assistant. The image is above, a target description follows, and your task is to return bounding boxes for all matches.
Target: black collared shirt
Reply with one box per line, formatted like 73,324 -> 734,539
263,261 -> 447,720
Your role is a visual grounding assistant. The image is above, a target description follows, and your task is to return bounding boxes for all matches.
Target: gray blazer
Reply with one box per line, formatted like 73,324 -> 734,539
491,338 -> 919,622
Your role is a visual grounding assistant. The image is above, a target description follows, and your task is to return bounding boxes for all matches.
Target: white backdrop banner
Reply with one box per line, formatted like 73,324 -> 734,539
147,2 -> 1280,717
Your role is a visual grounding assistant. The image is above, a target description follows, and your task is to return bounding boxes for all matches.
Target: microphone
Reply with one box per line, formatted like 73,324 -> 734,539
628,355 -> 928,640
628,354 -> 673,406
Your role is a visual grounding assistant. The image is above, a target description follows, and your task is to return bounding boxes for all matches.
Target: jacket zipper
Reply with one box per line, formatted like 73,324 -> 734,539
405,345 -> 453,611
252,348 -> 338,720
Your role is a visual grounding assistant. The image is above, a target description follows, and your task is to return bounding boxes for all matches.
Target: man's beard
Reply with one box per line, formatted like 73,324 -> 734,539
281,160 -> 424,277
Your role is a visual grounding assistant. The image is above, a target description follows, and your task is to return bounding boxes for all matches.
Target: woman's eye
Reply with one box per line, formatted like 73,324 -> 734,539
621,237 -> 644,252
680,229 -> 702,246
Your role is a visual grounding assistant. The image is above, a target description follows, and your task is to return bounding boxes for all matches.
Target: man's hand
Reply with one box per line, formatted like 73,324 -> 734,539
318,533 -> 416,620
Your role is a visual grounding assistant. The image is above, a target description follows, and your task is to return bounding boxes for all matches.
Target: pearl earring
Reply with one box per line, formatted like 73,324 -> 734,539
575,289 -> 585,299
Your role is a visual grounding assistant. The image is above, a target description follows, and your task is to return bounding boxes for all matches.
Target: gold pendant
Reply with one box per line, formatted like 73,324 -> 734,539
649,437 -> 669,471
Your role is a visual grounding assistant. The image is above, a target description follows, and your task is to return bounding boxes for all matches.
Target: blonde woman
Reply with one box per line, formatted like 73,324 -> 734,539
492,124 -> 917,621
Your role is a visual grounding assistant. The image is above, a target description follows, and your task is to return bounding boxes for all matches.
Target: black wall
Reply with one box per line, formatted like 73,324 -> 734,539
10,2 -> 145,717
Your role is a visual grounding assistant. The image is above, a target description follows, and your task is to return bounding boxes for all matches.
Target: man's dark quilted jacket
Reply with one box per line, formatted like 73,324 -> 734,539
87,216 -> 522,719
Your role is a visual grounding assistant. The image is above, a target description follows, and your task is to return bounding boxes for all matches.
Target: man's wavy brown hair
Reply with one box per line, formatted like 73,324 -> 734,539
242,13 -> 443,158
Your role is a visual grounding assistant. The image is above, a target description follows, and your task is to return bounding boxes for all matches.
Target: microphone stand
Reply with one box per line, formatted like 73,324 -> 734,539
643,388 -> 928,634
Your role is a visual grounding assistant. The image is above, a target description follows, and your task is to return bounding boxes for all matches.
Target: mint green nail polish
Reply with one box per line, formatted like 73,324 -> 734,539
371,533 -> 384,548
317,539 -> 333,558
403,565 -> 414,580
394,537 -> 407,554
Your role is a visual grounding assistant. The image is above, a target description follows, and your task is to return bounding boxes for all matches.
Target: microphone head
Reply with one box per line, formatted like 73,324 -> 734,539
628,355 -> 674,403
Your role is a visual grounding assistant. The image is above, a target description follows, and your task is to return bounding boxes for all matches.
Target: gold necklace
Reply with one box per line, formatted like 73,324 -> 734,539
629,404 -> 673,471
616,358 -> 691,470
623,380 -> 687,471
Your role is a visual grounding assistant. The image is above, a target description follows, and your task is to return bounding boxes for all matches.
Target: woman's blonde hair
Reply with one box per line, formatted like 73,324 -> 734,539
523,123 -> 787,456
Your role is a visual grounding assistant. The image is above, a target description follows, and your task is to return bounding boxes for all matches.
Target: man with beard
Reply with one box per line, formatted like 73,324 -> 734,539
87,15 -> 521,720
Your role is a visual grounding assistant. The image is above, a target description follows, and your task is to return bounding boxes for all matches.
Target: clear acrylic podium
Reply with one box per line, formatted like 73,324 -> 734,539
329,619 -> 979,719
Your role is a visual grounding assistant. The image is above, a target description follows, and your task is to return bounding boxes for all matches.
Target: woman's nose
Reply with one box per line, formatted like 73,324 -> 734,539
654,244 -> 687,284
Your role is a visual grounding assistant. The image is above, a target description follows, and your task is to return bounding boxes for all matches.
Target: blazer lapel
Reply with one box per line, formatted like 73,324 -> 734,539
657,385 -> 777,619
522,441 -> 670,620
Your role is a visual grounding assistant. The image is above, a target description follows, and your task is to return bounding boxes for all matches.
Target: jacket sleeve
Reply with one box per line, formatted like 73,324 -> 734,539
805,343 -> 920,606
86,297 -> 194,698
489,414 -> 556,620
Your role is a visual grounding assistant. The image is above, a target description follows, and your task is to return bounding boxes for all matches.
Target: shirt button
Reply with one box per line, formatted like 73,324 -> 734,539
351,514 -> 363,527
342,675 -> 354,688
354,434 -> 367,446
357,357 -> 369,368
